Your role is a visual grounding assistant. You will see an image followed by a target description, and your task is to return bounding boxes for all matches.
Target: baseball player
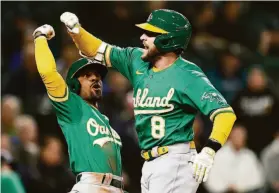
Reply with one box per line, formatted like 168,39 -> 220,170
33,24 -> 124,193
60,9 -> 237,193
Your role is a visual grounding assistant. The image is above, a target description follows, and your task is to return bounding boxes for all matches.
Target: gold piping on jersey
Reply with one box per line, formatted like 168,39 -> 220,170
105,45 -> 112,68
152,56 -> 180,72
209,107 -> 234,121
47,87 -> 69,102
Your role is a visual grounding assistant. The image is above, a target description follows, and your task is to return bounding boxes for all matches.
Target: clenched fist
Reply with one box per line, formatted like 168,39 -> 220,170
33,24 -> 55,40
60,12 -> 80,34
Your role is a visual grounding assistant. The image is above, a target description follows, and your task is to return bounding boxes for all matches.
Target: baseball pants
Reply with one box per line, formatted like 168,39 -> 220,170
141,143 -> 199,193
69,172 -> 123,193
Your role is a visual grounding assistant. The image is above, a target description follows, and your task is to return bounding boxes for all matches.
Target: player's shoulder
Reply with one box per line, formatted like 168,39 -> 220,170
132,47 -> 144,57
64,89 -> 86,107
110,46 -> 143,62
49,87 -> 82,105
68,89 -> 82,99
176,57 -> 205,77
111,45 -> 143,55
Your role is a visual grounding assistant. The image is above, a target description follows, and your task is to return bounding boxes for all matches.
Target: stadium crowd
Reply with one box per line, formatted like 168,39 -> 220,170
1,1 -> 279,193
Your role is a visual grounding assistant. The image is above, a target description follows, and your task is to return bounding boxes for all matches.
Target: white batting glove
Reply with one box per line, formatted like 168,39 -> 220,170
60,12 -> 80,34
33,24 -> 55,40
192,147 -> 215,183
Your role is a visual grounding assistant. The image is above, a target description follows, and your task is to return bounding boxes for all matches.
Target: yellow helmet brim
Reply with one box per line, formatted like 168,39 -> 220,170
135,23 -> 168,34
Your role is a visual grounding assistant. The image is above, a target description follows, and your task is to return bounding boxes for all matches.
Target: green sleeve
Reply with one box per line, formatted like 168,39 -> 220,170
1,172 -> 26,193
107,46 -> 144,84
183,70 -> 233,120
48,87 -> 82,123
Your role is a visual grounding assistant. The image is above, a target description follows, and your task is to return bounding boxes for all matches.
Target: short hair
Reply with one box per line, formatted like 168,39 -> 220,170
174,48 -> 184,56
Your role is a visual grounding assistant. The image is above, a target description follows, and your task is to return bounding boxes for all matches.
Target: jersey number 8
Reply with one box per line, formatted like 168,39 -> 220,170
151,116 -> 165,139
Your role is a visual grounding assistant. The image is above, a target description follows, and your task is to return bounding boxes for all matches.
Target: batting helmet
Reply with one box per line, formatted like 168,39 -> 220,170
136,9 -> 192,53
66,58 -> 108,94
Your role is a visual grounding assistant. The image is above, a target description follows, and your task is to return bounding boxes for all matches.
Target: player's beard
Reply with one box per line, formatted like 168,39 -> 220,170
81,84 -> 102,106
141,46 -> 161,62
90,86 -> 102,102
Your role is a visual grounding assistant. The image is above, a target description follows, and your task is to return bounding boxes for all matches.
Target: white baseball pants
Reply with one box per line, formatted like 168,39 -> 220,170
141,143 -> 199,193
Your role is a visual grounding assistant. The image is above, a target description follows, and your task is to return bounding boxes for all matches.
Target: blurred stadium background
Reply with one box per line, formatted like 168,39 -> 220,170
1,1 -> 279,193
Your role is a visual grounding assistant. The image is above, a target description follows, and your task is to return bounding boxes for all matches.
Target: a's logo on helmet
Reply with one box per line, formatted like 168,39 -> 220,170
147,14 -> 153,22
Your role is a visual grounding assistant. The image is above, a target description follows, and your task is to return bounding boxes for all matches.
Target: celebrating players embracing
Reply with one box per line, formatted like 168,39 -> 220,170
61,9 -> 237,193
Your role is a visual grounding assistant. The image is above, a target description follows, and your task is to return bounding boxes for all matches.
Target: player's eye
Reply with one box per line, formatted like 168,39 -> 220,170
88,77 -> 95,82
143,31 -> 161,38
85,73 -> 94,80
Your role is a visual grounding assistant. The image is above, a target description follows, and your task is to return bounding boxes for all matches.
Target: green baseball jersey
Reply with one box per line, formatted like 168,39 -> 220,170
49,89 -> 122,175
105,46 -> 233,150
1,171 -> 26,193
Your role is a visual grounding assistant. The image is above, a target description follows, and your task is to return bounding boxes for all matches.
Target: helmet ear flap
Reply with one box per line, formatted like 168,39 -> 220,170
154,29 -> 191,53
160,37 -> 169,46
67,78 -> 81,94
154,33 -> 174,53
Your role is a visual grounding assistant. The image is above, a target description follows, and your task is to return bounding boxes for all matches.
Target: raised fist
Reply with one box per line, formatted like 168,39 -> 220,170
60,12 -> 80,34
33,24 -> 55,40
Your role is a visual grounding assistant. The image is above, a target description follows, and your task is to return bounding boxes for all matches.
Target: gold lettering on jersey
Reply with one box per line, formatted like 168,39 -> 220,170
86,118 -> 121,147
133,88 -> 175,115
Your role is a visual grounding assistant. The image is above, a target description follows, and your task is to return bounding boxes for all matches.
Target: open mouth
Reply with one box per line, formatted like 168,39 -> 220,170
91,83 -> 101,90
143,42 -> 149,50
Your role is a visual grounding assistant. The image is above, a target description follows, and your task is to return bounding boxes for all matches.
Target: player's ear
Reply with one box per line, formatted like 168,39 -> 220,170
68,78 -> 81,94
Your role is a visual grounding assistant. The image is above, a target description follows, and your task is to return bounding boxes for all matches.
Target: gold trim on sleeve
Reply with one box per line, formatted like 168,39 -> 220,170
210,107 -> 234,121
105,45 -> 112,67
47,87 -> 69,102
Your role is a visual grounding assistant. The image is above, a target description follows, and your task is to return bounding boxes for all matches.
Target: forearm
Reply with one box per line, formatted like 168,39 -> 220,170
209,112 -> 237,146
69,27 -> 102,57
34,37 -> 67,98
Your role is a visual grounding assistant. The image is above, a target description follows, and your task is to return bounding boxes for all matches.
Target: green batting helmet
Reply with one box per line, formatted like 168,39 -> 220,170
66,58 -> 108,94
136,9 -> 192,53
